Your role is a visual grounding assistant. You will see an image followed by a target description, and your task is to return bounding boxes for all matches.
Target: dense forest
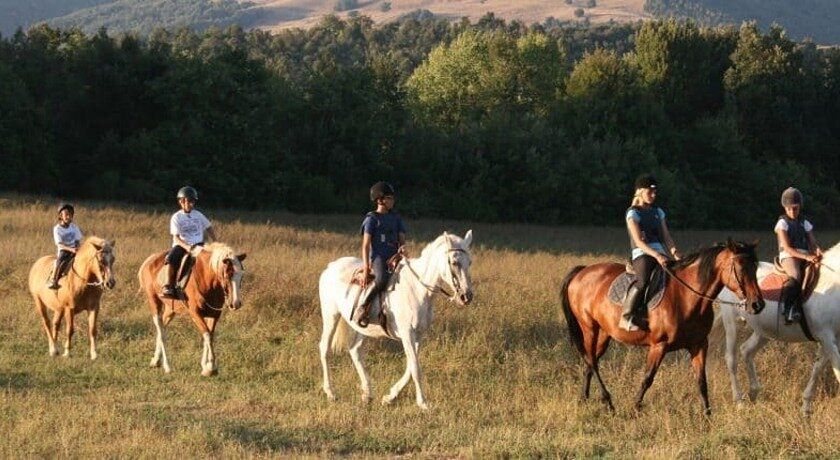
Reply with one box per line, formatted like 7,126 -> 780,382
0,15 -> 838,229
645,0 -> 840,43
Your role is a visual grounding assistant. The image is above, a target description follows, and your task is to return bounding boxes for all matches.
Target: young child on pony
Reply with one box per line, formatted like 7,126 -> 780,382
48,203 -> 83,289
161,186 -> 217,298
775,187 -> 822,323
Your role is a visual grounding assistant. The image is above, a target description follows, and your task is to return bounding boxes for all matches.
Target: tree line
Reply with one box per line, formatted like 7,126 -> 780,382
0,15 -> 838,229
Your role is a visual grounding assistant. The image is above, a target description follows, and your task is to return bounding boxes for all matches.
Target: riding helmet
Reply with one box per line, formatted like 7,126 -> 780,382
369,181 -> 396,202
177,186 -> 199,201
634,174 -> 657,190
781,187 -> 803,207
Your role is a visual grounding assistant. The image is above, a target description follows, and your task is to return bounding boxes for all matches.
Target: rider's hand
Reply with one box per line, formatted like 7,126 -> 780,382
671,248 -> 682,261
655,254 -> 669,267
361,265 -> 371,288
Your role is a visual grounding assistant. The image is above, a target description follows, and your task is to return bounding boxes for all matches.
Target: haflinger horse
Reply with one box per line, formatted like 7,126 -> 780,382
718,241 -> 840,415
319,231 -> 474,410
138,243 -> 245,376
560,239 -> 764,415
28,236 -> 116,359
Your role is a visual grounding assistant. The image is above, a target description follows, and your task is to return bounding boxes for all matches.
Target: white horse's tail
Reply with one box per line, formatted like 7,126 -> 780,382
331,317 -> 357,354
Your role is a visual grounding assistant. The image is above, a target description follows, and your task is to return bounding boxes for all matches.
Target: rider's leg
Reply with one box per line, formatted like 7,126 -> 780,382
780,258 -> 804,324
48,250 -> 74,289
358,256 -> 388,327
621,255 -> 655,331
162,245 -> 187,297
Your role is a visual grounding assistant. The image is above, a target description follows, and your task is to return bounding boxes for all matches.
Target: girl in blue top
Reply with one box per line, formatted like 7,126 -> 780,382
775,187 -> 822,323
49,203 -> 83,289
357,181 -> 406,327
621,175 -> 681,331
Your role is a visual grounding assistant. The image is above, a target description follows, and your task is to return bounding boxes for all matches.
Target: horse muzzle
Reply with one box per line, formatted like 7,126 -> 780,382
458,290 -> 474,306
106,278 -> 116,290
750,298 -> 765,315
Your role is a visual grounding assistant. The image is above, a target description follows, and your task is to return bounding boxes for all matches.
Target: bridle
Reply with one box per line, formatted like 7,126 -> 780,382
202,258 -> 244,311
661,252 -> 756,310
71,247 -> 113,288
403,237 -> 470,302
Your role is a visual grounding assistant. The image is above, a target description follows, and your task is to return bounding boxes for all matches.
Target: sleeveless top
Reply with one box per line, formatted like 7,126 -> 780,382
626,206 -> 667,260
775,215 -> 812,259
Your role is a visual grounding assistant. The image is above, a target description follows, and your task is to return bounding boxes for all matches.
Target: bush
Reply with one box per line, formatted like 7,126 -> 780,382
574,8 -> 585,17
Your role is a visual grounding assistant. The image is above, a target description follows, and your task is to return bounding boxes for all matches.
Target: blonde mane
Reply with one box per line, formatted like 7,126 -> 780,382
207,242 -> 238,274
78,236 -> 111,256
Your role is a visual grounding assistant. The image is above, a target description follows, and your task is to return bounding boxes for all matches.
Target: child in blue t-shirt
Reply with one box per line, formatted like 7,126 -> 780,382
357,181 -> 406,327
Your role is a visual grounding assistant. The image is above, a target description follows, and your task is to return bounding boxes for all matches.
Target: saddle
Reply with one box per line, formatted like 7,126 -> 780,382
608,264 -> 667,312
760,257 -> 820,304
346,254 -> 404,333
156,253 -> 196,300
47,255 -> 75,282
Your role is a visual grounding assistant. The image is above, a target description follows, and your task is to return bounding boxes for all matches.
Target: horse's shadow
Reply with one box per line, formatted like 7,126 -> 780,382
0,371 -> 34,391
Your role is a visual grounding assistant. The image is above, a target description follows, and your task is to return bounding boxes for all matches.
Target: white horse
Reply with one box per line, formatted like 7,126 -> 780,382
718,241 -> 840,415
319,231 -> 474,410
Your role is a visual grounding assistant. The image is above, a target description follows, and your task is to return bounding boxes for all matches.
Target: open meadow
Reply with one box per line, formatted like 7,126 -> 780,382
1,195 -> 839,457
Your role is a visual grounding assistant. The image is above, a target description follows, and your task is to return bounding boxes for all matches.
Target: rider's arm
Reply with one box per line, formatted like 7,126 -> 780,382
57,243 -> 77,253
627,218 -> 668,264
659,217 -> 680,259
362,233 -> 372,270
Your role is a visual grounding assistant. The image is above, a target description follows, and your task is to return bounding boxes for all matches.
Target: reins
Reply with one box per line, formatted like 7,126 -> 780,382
661,257 -> 750,309
69,253 -> 107,287
402,239 -> 469,302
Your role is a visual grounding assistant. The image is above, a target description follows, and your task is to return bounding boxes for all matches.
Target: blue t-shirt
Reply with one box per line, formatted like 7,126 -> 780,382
361,211 -> 406,260
626,207 -> 668,260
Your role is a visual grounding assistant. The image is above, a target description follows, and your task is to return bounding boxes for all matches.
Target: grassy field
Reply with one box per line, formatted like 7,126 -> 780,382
1,195 -> 839,457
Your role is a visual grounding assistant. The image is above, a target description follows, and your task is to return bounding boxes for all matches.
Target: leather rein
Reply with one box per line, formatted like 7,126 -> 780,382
402,238 -> 469,302
660,254 -> 754,309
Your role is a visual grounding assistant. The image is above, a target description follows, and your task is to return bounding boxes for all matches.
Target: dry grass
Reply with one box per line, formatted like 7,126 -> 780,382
1,194 -> 839,457
248,0 -> 649,32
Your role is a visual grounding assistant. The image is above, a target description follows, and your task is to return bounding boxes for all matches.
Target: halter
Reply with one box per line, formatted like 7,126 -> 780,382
661,252 -> 755,309
403,236 -> 470,302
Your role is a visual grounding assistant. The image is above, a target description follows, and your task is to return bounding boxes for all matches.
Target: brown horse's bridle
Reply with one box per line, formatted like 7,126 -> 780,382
661,253 -> 753,309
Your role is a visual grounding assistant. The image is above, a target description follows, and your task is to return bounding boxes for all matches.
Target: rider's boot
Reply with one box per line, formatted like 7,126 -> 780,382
619,283 -> 643,332
161,263 -> 178,298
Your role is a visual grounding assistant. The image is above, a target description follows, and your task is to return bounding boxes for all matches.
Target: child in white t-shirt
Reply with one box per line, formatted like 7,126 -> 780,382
48,203 -> 83,289
161,186 -> 216,298
775,187 -> 822,323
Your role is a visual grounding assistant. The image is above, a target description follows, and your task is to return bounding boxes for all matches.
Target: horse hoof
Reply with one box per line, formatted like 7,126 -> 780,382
201,368 -> 217,377
62,350 -> 70,358
90,352 -> 98,361
163,366 -> 172,374
381,395 -> 394,406
748,388 -> 760,402
149,359 -> 161,368
324,389 -> 336,402
49,349 -> 58,357
361,394 -> 372,404
417,401 -> 430,411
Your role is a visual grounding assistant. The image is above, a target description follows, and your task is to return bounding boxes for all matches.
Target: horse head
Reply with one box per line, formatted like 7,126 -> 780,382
721,238 -> 764,314
85,237 -> 116,290
209,243 -> 247,310
430,230 -> 475,306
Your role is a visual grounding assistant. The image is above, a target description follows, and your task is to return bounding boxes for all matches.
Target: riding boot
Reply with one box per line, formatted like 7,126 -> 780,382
619,283 -> 643,332
161,263 -> 178,298
356,288 -> 377,328
47,259 -> 63,289
782,279 -> 802,324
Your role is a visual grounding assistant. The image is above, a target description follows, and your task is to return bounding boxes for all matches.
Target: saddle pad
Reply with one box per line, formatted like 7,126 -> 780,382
759,272 -> 786,303
608,270 -> 667,311
156,255 -> 195,293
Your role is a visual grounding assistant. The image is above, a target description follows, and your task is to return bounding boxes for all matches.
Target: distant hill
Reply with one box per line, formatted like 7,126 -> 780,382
0,0 -> 837,44
644,0 -> 840,43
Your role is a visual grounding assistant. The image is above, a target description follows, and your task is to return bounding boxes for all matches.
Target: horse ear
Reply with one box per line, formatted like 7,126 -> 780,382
236,253 -> 247,262
92,242 -> 103,251
463,229 -> 473,248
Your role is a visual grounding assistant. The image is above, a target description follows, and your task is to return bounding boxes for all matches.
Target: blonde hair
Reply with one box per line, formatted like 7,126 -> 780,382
630,188 -> 645,207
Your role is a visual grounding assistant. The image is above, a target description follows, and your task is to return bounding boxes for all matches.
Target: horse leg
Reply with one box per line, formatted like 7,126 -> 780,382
634,343 -> 667,411
205,316 -> 218,373
348,334 -> 372,403
401,331 -> 428,410
720,306 -> 744,405
740,332 -> 768,402
592,332 -> 614,410
62,308 -> 74,357
802,352 -> 829,416
319,310 -> 340,401
689,341 -> 711,416
87,307 -> 99,360
582,327 -> 613,410
580,367 -> 593,401
185,307 -> 214,377
383,361 -> 412,405
34,297 -> 58,356
50,308 -> 65,356
150,314 -> 171,373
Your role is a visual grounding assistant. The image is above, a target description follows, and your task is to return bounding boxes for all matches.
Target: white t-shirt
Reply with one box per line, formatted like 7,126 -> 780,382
54,223 -> 83,249
774,218 -> 813,259
170,210 -> 211,246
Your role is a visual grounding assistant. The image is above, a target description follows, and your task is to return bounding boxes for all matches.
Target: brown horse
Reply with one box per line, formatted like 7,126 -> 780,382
138,243 -> 245,376
560,240 -> 764,415
28,237 -> 116,359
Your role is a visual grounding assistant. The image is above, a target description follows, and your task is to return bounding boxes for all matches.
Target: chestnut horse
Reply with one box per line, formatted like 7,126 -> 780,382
28,236 -> 116,359
138,243 -> 245,376
560,240 -> 764,415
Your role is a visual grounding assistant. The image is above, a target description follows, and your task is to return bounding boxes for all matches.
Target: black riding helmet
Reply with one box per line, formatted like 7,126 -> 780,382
781,187 -> 803,207
370,181 -> 396,202
57,203 -> 75,215
634,174 -> 657,190
177,186 -> 198,201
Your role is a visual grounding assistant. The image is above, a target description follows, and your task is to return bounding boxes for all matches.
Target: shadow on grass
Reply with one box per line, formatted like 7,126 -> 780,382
222,421 -> 421,455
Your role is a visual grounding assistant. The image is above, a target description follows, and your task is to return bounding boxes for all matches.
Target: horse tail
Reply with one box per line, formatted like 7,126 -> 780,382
560,265 -> 587,357
330,317 -> 357,354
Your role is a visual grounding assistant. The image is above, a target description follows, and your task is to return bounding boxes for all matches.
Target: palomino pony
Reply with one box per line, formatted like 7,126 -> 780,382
718,241 -> 840,415
138,243 -> 246,376
28,236 -> 116,359
319,231 -> 474,410
560,240 -> 764,415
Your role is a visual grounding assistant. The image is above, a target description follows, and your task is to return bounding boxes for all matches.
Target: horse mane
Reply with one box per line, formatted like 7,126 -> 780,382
78,236 -> 110,256
419,233 -> 466,260
207,242 -> 238,274
669,241 -> 757,293
822,241 -> 840,268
